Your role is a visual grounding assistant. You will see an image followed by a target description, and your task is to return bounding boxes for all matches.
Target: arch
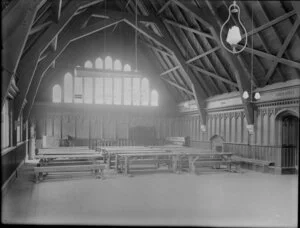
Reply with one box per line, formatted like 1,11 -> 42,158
52,84 -> 62,103
209,135 -> 225,152
150,90 -> 158,106
275,108 -> 299,120
274,108 -> 299,147
124,64 -> 131,72
105,56 -> 113,70
114,59 -> 122,71
95,57 -> 103,69
84,60 -> 93,68
64,72 -> 73,103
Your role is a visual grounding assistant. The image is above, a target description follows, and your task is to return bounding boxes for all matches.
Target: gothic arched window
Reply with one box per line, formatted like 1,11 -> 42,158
84,60 -> 93,68
105,56 -> 113,70
114,59 -> 122,71
124,64 -> 131,72
53,84 -> 62,103
95,58 -> 103,69
64,73 -> 73,103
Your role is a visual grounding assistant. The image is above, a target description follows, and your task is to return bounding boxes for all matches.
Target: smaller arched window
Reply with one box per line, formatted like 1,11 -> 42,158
53,84 -> 62,103
95,58 -> 103,69
64,73 -> 73,103
84,60 -> 93,68
114,59 -> 122,71
150,90 -> 158,106
105,56 -> 113,70
124,64 -> 131,72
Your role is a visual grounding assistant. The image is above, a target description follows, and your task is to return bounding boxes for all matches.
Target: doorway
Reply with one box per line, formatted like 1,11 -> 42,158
281,115 -> 299,173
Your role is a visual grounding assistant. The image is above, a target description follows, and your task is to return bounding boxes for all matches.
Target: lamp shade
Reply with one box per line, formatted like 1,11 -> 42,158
242,91 -> 249,99
254,92 -> 261,100
226,26 -> 242,46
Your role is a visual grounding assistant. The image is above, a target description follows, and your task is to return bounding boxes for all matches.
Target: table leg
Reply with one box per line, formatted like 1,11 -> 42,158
125,157 -> 129,175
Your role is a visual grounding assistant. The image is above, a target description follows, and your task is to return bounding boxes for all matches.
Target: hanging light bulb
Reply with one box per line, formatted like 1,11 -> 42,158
242,91 -> 249,99
220,1 -> 248,54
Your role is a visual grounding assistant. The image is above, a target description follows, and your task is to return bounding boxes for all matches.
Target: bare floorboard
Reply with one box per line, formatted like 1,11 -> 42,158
2,162 -> 298,226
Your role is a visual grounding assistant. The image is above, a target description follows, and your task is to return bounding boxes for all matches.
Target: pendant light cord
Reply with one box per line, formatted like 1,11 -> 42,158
135,0 -> 138,72
104,0 -> 106,54
250,1 -> 254,102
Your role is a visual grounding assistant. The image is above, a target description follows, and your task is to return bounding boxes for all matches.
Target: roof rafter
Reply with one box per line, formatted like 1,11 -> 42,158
188,64 -> 238,88
161,78 -> 194,96
263,18 -> 300,85
179,0 -> 255,125
24,14 -> 119,121
51,0 -> 62,23
164,19 -> 215,40
2,0 -> 42,108
14,0 -> 102,121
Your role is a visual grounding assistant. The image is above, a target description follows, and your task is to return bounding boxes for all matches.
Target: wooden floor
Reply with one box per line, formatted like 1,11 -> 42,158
2,161 -> 298,226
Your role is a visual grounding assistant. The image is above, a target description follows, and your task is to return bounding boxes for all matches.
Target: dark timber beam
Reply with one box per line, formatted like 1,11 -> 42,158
263,18 -> 300,85
2,0 -> 42,108
157,0 -> 173,15
23,17 -> 124,121
161,78 -> 194,96
52,0 -> 62,23
153,20 -> 208,126
241,10 -> 296,39
139,39 -> 173,57
164,19 -> 216,40
29,20 -> 53,35
292,1 -> 300,17
240,46 -> 300,70
188,64 -> 238,88
14,0 -> 102,121
175,1 -> 255,125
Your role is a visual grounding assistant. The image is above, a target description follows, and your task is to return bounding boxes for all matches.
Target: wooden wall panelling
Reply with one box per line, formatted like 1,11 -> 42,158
269,109 -> 276,145
230,114 -> 236,143
53,115 -> 61,139
46,116 -> 53,136
242,114 -> 248,144
256,111 -> 262,145
236,114 -> 242,143
62,115 -> 75,138
211,115 -> 216,137
263,111 -> 269,145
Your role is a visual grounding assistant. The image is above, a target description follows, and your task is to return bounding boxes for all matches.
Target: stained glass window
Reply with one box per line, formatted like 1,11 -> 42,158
114,78 -> 122,105
52,84 -> 62,103
124,78 -> 131,105
114,59 -> 122,71
64,73 -> 73,103
132,78 -> 140,106
124,64 -> 131,72
95,58 -> 103,69
95,78 -> 104,104
84,77 -> 93,104
141,78 -> 149,106
105,56 -> 113,70
74,77 -> 83,103
84,60 -> 93,68
104,78 -> 113,104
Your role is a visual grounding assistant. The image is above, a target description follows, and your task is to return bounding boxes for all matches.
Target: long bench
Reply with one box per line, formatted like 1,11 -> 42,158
231,156 -> 274,172
117,152 -> 177,175
34,164 -> 106,183
172,152 -> 237,173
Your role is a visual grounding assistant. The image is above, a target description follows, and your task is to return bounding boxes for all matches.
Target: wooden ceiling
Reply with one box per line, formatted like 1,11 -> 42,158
2,0 -> 300,124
